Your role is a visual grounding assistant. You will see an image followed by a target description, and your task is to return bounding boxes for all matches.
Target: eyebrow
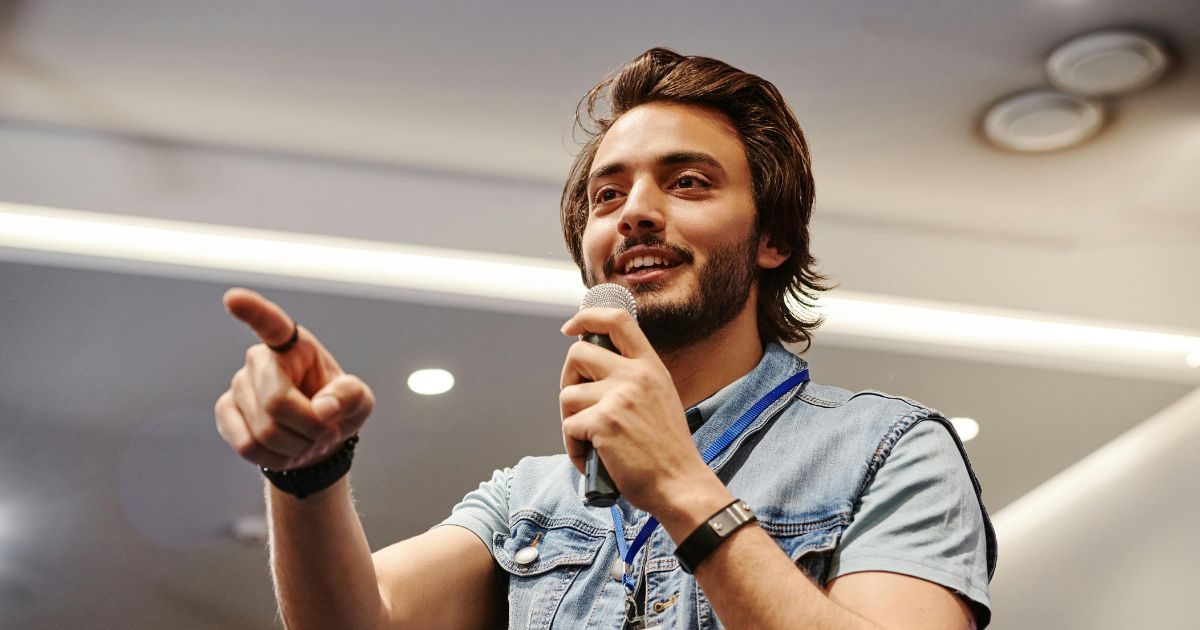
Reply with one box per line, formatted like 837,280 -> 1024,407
587,151 -> 726,184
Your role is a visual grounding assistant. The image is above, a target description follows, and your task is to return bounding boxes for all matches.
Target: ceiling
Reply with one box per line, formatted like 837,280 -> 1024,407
0,1 -> 1196,628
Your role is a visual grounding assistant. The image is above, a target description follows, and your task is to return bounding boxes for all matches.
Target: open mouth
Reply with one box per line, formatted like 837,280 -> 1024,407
609,244 -> 691,285
616,254 -> 683,282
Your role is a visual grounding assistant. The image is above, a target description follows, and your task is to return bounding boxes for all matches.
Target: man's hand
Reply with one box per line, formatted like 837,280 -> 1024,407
559,306 -> 716,514
214,288 -> 375,471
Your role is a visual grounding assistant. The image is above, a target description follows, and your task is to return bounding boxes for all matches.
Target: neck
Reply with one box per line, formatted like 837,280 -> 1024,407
658,302 -> 766,410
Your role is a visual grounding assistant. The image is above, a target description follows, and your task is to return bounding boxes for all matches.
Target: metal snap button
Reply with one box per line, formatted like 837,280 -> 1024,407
514,546 -> 539,565
610,561 -> 625,582
514,531 -> 542,565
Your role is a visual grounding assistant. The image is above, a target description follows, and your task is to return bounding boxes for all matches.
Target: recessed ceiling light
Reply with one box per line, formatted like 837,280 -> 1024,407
1047,30 -> 1169,97
949,417 -> 980,442
229,515 -> 267,546
407,368 -> 454,395
983,89 -> 1104,152
1187,351 -> 1200,369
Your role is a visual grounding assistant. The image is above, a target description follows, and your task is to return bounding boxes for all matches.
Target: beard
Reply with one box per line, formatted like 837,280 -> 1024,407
587,230 -> 760,354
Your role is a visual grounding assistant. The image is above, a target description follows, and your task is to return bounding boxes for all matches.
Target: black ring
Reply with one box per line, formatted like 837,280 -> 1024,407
268,320 -> 300,353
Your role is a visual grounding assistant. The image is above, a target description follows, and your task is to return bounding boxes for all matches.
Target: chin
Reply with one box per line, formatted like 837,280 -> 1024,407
627,280 -> 670,296
624,275 -> 684,295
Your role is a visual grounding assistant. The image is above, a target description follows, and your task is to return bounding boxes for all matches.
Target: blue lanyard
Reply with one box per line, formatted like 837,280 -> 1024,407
608,368 -> 810,592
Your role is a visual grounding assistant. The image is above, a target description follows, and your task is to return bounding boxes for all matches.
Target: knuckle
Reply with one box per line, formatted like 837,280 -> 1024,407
245,344 -> 270,365
614,390 -> 637,412
262,394 -> 289,418
234,438 -> 261,461
342,376 -> 365,400
250,421 -> 278,444
592,404 -> 615,425
629,364 -> 651,382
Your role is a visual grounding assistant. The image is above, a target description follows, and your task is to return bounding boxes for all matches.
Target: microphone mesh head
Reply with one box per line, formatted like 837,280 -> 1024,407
580,283 -> 638,321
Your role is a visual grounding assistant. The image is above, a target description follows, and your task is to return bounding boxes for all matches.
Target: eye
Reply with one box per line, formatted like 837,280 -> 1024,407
592,186 -> 622,206
671,172 -> 711,190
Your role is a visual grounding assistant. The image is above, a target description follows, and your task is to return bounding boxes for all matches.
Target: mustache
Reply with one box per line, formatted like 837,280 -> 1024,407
602,234 -> 695,277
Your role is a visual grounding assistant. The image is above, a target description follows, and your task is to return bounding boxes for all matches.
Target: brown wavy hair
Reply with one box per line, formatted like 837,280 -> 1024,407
560,48 -> 832,350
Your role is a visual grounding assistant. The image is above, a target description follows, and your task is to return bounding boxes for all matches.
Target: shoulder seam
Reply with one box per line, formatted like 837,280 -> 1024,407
796,386 -> 934,412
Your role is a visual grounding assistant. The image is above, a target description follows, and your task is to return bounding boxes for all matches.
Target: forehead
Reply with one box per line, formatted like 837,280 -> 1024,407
592,102 -> 749,175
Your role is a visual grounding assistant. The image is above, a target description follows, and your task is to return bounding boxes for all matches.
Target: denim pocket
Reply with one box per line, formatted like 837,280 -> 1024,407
493,512 -> 608,628
760,515 -> 844,586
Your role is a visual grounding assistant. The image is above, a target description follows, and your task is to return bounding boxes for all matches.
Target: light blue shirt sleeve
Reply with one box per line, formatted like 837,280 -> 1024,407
829,421 -> 991,621
435,466 -> 511,551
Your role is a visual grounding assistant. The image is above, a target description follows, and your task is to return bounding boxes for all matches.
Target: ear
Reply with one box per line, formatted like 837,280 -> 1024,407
757,233 -> 791,270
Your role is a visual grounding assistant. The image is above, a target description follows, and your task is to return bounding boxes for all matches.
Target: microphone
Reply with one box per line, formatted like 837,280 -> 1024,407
578,283 -> 638,508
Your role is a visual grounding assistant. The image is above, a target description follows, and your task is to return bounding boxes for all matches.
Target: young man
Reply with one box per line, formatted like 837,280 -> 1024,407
215,48 -> 995,629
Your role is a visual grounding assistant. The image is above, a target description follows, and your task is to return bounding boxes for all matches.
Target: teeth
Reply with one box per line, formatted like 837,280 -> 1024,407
624,255 -> 669,273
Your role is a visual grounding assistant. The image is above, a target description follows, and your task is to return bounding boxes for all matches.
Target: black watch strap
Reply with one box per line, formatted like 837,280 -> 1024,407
675,499 -> 758,574
261,435 -> 359,499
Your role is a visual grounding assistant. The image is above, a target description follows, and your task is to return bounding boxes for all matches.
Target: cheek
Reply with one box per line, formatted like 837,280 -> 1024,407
580,228 -> 607,274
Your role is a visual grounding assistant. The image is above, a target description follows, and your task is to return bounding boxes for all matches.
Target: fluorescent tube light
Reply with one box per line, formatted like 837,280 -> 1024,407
816,292 -> 1200,380
1,202 -> 1197,381
0,202 -> 585,307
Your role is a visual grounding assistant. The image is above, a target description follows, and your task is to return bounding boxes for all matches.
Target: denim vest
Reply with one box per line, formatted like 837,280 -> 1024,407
490,343 -> 997,629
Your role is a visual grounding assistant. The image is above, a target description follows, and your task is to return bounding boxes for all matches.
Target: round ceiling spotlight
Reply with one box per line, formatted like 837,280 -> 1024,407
407,368 -> 455,395
1186,350 -> 1200,369
1047,30 -> 1168,97
983,89 -> 1104,152
949,417 -> 980,442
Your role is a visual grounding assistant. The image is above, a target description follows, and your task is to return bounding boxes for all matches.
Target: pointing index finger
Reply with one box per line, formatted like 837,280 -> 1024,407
223,288 -> 298,348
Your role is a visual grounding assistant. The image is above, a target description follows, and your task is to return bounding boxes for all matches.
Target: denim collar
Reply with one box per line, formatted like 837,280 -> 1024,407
688,342 -> 808,471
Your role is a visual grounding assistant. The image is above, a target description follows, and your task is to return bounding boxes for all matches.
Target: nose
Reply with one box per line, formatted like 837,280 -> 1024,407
617,180 -> 666,238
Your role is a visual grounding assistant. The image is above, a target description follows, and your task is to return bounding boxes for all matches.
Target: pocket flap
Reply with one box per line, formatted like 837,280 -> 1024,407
493,517 -> 606,577
760,514 -> 844,563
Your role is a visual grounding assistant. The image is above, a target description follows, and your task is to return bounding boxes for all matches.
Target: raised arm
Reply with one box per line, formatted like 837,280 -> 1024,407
214,288 -> 503,629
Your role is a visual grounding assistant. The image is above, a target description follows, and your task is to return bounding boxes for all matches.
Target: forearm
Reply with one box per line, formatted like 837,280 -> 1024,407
266,475 -> 387,630
657,480 -> 882,630
692,524 -> 883,629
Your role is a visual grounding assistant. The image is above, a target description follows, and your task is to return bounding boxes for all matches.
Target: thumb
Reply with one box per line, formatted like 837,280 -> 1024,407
310,373 -> 375,431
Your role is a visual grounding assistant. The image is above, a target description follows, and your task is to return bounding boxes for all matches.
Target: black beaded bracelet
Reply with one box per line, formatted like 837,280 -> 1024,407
261,435 -> 359,499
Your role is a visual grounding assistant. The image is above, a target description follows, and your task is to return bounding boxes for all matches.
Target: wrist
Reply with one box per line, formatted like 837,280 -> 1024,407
267,472 -> 350,507
674,499 -> 758,574
650,468 -> 734,543
262,435 -> 359,499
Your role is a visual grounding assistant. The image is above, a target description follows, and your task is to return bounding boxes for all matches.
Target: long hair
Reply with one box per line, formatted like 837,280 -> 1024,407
561,48 -> 832,349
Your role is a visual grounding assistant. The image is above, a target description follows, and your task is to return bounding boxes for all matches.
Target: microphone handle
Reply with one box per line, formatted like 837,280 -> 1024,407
580,332 -> 620,507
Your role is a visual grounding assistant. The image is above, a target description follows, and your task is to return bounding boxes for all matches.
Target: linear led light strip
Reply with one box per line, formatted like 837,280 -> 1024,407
0,202 -> 586,306
1,202 -> 1198,378
819,293 -> 1200,378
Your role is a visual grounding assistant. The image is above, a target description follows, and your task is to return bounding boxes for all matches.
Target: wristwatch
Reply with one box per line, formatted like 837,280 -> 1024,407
674,499 -> 758,574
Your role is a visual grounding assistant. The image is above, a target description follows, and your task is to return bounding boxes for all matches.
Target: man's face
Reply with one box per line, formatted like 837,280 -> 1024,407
581,102 -> 782,352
